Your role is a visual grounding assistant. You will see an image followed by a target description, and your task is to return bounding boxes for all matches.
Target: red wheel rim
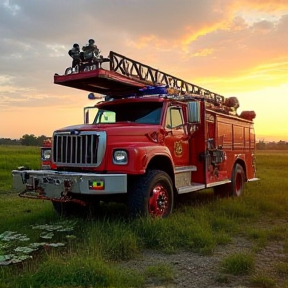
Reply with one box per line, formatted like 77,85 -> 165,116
148,184 -> 169,217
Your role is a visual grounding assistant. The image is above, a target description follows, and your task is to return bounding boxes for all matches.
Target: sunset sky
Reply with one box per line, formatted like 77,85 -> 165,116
0,0 -> 287,141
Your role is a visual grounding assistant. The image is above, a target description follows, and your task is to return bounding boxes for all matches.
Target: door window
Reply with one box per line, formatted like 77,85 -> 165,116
165,107 -> 184,130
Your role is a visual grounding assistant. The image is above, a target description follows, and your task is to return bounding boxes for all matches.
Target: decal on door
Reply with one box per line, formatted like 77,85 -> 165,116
174,141 -> 183,156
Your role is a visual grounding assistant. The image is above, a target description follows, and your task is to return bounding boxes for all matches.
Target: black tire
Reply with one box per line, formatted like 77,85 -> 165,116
52,201 -> 83,217
214,183 -> 231,198
231,163 -> 245,197
127,170 -> 174,218
214,163 -> 245,198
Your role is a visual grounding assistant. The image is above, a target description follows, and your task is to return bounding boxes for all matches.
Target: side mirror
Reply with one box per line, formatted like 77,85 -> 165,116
84,106 -> 99,124
188,102 -> 201,123
85,110 -> 89,124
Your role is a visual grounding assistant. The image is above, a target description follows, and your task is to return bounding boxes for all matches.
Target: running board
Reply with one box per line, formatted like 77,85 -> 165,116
174,166 -> 197,173
174,166 -> 197,190
178,183 -> 206,194
177,179 -> 232,194
206,179 -> 231,188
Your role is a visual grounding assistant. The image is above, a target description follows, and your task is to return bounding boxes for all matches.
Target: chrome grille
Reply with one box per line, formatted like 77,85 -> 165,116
53,133 -> 100,167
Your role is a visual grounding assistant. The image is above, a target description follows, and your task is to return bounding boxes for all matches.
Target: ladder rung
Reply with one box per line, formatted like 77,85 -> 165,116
109,51 -> 225,105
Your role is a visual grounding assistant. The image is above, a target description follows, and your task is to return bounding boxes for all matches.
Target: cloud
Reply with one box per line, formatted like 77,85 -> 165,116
0,0 -> 287,139
233,0 -> 288,12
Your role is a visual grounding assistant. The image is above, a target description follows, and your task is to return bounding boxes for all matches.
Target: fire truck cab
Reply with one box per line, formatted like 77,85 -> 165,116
12,51 -> 257,218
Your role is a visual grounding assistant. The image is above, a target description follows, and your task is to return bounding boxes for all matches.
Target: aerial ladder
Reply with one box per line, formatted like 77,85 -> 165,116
54,51 -> 228,107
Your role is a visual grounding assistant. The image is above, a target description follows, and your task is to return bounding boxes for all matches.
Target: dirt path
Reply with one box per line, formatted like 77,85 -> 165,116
119,236 -> 286,288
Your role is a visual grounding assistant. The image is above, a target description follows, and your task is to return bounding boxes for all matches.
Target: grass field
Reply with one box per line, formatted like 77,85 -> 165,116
0,146 -> 288,287
0,146 -> 41,192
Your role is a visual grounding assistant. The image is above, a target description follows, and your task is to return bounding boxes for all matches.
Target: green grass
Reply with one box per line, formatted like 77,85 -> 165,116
250,273 -> 276,288
220,252 -> 255,275
0,145 -> 41,191
1,147 -> 288,287
144,263 -> 174,283
276,261 -> 288,275
2,256 -> 144,288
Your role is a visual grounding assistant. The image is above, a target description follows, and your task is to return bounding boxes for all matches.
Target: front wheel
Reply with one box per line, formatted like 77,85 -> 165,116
128,170 -> 174,218
52,200 -> 100,217
52,201 -> 78,217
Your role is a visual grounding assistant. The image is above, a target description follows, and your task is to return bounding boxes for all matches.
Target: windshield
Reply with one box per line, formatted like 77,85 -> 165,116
93,102 -> 163,125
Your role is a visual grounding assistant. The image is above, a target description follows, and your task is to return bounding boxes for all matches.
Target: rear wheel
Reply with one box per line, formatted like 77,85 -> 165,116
128,170 -> 174,218
214,183 -> 231,198
231,163 -> 245,197
214,163 -> 245,198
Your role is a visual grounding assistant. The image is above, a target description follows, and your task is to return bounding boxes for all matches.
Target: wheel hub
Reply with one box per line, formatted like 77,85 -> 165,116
149,184 -> 169,217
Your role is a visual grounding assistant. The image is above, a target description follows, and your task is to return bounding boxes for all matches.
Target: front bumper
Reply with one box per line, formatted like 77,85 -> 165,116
12,169 -> 127,203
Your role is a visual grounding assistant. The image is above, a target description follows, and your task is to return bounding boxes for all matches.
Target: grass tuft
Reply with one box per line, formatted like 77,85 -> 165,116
276,261 -> 288,275
220,252 -> 255,275
144,263 -> 174,284
250,273 -> 276,288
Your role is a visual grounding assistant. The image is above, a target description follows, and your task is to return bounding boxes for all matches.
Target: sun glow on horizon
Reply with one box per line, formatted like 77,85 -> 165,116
234,84 -> 288,142
0,0 -> 287,143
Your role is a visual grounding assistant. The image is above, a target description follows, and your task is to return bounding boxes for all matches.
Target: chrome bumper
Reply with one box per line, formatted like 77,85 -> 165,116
12,169 -> 127,200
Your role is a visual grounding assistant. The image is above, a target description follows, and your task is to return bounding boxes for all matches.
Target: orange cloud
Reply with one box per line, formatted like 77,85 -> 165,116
180,21 -> 229,48
129,35 -> 168,49
192,48 -> 214,57
125,0 -> 288,56
178,0 -> 288,50
231,0 -> 288,12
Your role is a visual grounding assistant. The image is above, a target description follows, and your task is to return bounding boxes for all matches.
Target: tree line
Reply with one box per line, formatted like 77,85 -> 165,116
0,135 -> 49,146
256,140 -> 288,150
0,135 -> 288,149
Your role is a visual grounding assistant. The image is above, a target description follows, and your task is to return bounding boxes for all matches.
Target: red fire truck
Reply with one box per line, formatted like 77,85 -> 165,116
12,51 -> 258,217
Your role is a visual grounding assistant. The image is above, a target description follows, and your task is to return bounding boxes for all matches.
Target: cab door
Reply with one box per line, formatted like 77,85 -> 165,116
164,105 -> 189,166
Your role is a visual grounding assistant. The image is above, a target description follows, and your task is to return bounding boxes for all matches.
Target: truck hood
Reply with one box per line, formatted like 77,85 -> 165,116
54,123 -> 161,137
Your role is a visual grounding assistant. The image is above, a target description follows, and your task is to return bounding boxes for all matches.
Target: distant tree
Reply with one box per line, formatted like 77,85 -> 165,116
0,138 -> 20,145
19,134 -> 49,146
20,134 -> 38,146
36,135 -> 48,146
256,140 -> 266,150
277,140 -> 288,150
256,140 -> 288,150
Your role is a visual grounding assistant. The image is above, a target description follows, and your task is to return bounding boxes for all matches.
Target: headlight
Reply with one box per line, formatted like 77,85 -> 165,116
42,149 -> 51,161
113,150 -> 128,165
